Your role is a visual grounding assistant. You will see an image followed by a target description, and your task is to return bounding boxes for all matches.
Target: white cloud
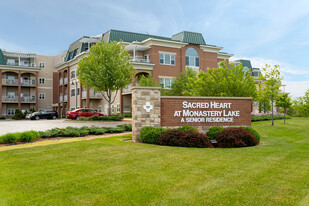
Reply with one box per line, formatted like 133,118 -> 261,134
284,80 -> 309,98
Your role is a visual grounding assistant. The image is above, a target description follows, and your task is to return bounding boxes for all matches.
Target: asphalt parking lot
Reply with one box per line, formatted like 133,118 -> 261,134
0,119 -> 130,135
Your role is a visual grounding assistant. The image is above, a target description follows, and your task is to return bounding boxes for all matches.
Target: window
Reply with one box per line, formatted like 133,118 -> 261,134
71,70 -> 76,78
159,53 -> 175,65
160,78 -> 173,89
98,106 -> 102,112
8,92 -> 15,99
117,104 -> 120,113
7,59 -> 15,65
39,78 -> 45,84
39,93 -> 45,100
243,66 -> 250,73
67,52 -> 73,61
39,62 -> 45,68
111,105 -> 115,114
185,48 -> 199,67
23,61 -> 29,66
72,49 -> 78,59
71,89 -> 75,97
7,109 -> 15,116
77,88 -> 80,96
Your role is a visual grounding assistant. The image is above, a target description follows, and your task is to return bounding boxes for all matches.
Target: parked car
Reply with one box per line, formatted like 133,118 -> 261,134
66,108 -> 106,120
28,111 -> 58,120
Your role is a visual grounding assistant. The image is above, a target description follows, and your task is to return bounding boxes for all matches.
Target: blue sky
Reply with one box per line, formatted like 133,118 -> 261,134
1,0 -> 308,97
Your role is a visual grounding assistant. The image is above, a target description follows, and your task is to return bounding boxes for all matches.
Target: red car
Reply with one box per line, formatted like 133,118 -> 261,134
66,108 -> 106,120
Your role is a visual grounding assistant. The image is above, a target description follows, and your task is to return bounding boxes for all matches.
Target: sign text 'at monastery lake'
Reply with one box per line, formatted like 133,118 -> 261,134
160,97 -> 252,127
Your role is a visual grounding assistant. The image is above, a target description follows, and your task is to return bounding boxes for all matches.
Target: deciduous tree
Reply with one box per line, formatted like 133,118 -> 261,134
77,41 -> 135,116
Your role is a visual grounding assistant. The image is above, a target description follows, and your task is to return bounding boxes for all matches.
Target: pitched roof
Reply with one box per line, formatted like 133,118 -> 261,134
172,31 -> 206,45
107,29 -> 173,43
0,49 -> 6,65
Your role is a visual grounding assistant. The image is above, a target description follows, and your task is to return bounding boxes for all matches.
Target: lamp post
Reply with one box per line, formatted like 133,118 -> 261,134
71,79 -> 78,109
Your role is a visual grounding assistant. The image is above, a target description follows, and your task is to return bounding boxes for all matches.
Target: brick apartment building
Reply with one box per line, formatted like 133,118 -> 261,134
0,29 -> 234,117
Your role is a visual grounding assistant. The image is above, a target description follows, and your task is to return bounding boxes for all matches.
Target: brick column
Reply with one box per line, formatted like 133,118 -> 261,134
132,87 -> 161,142
0,70 -> 2,116
86,89 -> 90,108
18,71 -> 21,110
35,72 -> 38,111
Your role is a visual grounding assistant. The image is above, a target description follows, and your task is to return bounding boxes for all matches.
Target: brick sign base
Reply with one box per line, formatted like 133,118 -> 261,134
161,97 -> 252,127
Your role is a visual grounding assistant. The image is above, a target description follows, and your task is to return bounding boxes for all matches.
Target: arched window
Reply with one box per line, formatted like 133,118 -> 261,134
243,66 -> 250,73
185,48 -> 199,67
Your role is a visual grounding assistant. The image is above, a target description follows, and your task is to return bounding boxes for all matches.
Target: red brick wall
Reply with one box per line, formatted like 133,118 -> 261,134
161,97 -> 252,127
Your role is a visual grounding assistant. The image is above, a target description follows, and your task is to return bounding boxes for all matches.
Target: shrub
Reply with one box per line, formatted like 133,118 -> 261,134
177,125 -> 198,132
104,127 -> 125,133
20,131 -> 41,142
116,124 -> 132,131
0,116 -> 6,120
158,129 -> 213,148
206,126 -> 224,140
140,127 -> 164,144
87,115 -> 124,121
215,128 -> 258,148
94,128 -> 106,135
123,114 -> 132,118
1,133 -> 18,144
241,127 -> 261,143
12,109 -> 25,120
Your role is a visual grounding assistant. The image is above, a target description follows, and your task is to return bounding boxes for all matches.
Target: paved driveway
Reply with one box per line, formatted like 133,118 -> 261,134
0,119 -> 130,135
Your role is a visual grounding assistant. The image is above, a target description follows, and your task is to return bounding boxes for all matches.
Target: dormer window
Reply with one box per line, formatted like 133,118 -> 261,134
185,48 -> 199,67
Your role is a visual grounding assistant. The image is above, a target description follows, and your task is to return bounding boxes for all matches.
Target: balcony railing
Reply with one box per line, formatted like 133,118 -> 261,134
59,78 -> 63,86
21,78 -> 36,86
90,91 -> 103,98
60,96 -> 63,102
2,78 -> 18,85
21,96 -> 36,103
131,57 -> 150,63
6,62 -> 36,67
2,96 -> 18,102
64,95 -> 67,102
64,78 -> 68,84
122,85 -> 132,93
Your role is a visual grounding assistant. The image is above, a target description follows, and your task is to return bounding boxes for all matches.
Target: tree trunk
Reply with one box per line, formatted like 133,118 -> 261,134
271,98 -> 274,126
109,100 -> 111,117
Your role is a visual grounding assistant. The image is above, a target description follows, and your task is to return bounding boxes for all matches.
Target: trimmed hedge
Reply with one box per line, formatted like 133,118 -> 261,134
0,116 -> 6,120
1,133 -> 18,144
215,128 -> 258,148
251,114 -> 291,122
158,129 -> 213,148
81,115 -> 124,121
140,127 -> 164,144
177,125 -> 198,132
20,131 -> 41,142
241,127 -> 261,143
206,126 -> 224,140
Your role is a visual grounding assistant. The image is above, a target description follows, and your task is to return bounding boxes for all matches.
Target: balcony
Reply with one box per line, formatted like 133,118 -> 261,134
64,95 -> 68,102
122,85 -> 132,94
2,96 -> 18,103
21,78 -> 36,86
64,77 -> 68,84
59,78 -> 63,86
6,62 -> 36,67
89,91 -> 103,99
131,56 -> 151,64
21,96 -> 36,103
60,96 -> 63,102
2,78 -> 18,85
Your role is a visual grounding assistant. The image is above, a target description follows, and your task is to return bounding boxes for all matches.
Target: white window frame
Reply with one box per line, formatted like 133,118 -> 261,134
159,53 -> 175,66
111,104 -> 115,114
39,78 -> 45,84
7,59 -> 15,65
160,78 -> 173,89
71,70 -> 76,79
39,62 -> 45,68
39,93 -> 45,100
71,89 -> 75,97
98,106 -> 102,112
7,109 -> 15,116
117,104 -> 120,113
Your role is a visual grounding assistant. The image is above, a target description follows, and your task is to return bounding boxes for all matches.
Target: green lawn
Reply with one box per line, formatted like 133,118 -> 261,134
1,118 -> 309,206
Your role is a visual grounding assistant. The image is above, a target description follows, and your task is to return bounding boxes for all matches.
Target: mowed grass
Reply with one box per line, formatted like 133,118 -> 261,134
1,118 -> 309,206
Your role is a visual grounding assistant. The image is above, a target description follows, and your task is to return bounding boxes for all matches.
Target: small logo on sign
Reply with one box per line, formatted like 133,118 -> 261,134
143,102 -> 153,112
